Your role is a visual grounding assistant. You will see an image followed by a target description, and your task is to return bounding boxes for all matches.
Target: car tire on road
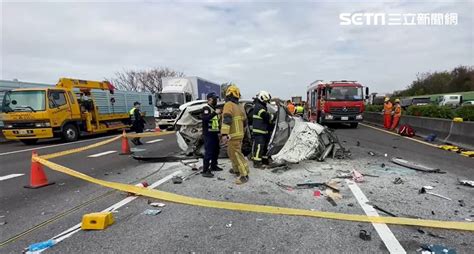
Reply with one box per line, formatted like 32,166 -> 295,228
62,124 -> 79,142
21,139 -> 38,145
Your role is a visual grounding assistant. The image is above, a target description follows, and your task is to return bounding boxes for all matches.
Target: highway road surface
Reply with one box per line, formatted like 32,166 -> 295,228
0,125 -> 473,253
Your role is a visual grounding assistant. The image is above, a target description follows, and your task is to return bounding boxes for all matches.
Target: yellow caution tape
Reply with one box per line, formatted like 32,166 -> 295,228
34,156 -> 474,232
41,135 -> 122,159
126,131 -> 175,138
461,151 -> 474,157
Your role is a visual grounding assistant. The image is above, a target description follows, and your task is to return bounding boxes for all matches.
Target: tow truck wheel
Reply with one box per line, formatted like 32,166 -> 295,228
350,123 -> 359,128
62,124 -> 79,142
21,139 -> 38,145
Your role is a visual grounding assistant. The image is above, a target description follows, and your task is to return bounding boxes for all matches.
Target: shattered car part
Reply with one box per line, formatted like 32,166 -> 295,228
390,157 -> 444,173
459,179 -> 474,187
359,230 -> 372,241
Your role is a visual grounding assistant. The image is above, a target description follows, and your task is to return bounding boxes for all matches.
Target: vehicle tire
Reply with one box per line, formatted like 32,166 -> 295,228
350,123 -> 359,128
21,139 -> 38,145
62,124 -> 79,142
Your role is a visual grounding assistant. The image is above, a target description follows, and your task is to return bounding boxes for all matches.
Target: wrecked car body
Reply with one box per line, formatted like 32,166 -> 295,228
134,99 -> 348,163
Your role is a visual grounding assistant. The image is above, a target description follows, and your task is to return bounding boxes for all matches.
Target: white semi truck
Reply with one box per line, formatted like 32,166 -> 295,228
156,77 -> 220,128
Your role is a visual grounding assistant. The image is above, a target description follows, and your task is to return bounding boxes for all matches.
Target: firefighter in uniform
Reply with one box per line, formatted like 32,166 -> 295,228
383,97 -> 393,129
130,101 -> 145,145
390,99 -> 402,130
201,92 -> 223,178
252,91 -> 273,169
220,84 -> 250,185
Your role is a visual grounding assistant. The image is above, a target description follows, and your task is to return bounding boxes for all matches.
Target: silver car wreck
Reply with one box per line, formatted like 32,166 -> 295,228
134,100 -> 349,163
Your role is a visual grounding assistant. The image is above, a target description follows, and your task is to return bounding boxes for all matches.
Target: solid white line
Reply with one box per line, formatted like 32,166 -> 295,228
346,180 -> 406,254
146,139 -> 163,144
87,150 -> 116,158
0,136 -> 115,157
0,173 -> 24,181
30,170 -> 182,254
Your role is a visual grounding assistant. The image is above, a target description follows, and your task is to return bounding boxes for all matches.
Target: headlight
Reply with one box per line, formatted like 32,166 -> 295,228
325,114 -> 334,120
4,124 -> 13,128
356,114 -> 363,120
35,122 -> 51,127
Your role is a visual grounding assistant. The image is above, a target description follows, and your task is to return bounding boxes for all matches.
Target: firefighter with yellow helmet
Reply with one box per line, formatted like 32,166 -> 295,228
220,84 -> 250,184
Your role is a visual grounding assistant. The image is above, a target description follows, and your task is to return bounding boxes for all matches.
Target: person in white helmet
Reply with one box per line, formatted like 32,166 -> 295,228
251,91 -> 274,168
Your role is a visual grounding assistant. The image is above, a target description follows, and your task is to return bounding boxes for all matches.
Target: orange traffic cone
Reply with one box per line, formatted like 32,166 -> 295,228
24,151 -> 55,189
119,129 -> 132,155
155,125 -> 161,132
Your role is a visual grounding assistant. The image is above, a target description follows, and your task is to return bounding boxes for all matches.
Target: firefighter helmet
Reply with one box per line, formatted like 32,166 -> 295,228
225,84 -> 241,99
256,91 -> 271,103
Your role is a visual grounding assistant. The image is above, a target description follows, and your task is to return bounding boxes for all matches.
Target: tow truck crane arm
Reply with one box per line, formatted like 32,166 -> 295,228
56,78 -> 115,94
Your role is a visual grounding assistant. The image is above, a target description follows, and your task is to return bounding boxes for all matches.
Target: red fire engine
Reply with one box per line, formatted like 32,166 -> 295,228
306,80 -> 369,128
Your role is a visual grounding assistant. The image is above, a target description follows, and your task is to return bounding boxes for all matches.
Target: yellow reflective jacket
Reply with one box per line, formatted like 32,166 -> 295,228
221,101 -> 246,140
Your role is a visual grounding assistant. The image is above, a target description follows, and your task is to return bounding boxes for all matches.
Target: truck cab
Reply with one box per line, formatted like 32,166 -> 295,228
439,94 -> 462,107
307,80 -> 368,128
1,78 -> 132,145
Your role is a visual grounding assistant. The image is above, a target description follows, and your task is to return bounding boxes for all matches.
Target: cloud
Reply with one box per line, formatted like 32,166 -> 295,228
1,1 -> 472,99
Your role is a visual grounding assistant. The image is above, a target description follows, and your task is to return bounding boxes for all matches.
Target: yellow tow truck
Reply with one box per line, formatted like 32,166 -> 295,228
1,78 -> 132,145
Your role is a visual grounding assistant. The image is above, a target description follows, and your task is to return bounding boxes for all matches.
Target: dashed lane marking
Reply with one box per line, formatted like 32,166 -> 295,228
87,150 -> 116,158
31,170 -> 183,253
0,136 -> 115,157
346,179 -> 406,254
146,139 -> 163,144
0,173 -> 24,181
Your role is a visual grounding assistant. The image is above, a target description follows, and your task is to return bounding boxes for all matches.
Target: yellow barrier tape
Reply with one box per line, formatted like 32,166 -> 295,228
126,131 -> 175,138
34,156 -> 474,232
41,135 -> 121,159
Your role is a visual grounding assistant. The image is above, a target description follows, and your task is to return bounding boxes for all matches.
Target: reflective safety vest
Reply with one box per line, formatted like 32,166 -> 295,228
287,104 -> 295,114
252,103 -> 272,135
221,101 -> 246,140
393,104 -> 402,117
209,114 -> 220,132
296,106 -> 304,114
129,107 -> 136,121
384,102 -> 393,115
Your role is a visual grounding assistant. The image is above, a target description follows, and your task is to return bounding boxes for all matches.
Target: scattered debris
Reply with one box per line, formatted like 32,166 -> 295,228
381,163 -> 385,168
172,176 -> 183,184
420,244 -> 456,254
0,221 -> 7,226
352,170 -> 364,182
356,141 -> 360,146
149,202 -> 166,208
425,134 -> 437,142
313,190 -> 321,197
423,186 -> 434,190
26,239 -> 57,252
359,230 -> 371,241
419,187 -> 452,200
371,204 -> 397,217
217,177 -> 226,181
143,209 -> 162,216
391,157 -> 444,173
368,151 -> 375,156
393,177 -> 403,184
325,189 -> 342,200
458,200 -> 465,207
326,196 -> 337,206
459,179 -> 474,187
225,222 -> 232,228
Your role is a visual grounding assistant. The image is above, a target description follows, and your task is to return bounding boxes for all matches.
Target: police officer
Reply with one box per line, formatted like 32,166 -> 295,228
130,101 -> 145,145
201,92 -> 223,178
252,91 -> 273,168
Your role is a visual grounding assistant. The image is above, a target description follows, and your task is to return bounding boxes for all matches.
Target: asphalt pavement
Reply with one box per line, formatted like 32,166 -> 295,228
0,125 -> 472,253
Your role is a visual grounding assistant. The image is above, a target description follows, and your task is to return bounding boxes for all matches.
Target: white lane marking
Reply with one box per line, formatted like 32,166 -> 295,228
0,136 -> 115,157
346,180 -> 406,254
87,150 -> 116,158
0,173 -> 24,181
30,170 -> 182,254
146,139 -> 163,144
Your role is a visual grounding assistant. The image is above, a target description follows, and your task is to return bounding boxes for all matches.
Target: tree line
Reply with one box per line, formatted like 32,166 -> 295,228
394,65 -> 474,97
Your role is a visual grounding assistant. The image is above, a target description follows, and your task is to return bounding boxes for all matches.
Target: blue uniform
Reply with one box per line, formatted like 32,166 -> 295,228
202,104 -> 220,172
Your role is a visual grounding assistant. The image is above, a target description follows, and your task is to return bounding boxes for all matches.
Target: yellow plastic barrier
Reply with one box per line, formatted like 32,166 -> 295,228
34,156 -> 474,232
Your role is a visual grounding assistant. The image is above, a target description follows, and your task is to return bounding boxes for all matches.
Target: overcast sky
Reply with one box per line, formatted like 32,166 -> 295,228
1,0 -> 473,98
